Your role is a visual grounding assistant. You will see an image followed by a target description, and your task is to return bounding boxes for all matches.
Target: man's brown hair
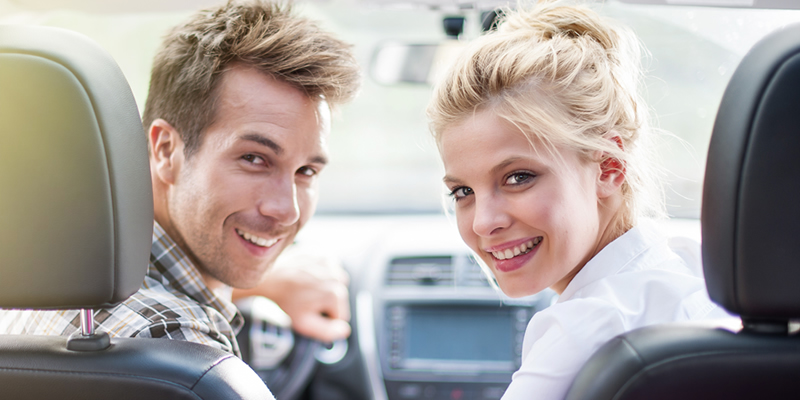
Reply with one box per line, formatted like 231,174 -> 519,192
142,0 -> 360,157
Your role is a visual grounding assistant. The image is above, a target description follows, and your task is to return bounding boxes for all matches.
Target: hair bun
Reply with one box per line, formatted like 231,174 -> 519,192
499,1 -> 619,52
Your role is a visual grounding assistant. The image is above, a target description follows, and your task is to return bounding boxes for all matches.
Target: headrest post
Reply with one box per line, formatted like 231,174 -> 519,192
79,309 -> 95,337
68,309 -> 110,351
741,318 -> 789,336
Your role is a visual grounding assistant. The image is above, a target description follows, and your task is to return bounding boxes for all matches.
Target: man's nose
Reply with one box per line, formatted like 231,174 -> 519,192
257,174 -> 301,226
471,192 -> 511,237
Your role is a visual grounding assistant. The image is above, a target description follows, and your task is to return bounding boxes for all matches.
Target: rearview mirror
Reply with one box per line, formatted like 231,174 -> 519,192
370,40 -> 466,85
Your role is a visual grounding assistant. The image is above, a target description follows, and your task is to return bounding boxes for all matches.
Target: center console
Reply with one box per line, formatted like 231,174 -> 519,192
357,241 -> 555,400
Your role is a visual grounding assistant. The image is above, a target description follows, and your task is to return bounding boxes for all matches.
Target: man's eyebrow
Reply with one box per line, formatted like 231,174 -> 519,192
310,155 -> 329,166
240,133 -> 283,155
240,132 -> 328,166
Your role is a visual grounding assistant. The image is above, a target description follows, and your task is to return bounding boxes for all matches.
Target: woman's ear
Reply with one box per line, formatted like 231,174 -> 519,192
597,134 -> 625,199
148,118 -> 184,185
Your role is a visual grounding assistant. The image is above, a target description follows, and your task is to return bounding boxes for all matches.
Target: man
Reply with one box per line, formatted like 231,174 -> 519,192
0,0 -> 359,356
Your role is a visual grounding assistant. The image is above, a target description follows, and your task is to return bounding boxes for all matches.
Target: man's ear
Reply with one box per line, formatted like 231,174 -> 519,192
148,119 -> 184,185
597,135 -> 626,199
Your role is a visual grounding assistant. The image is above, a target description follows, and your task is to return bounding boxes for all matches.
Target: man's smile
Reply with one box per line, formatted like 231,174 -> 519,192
235,228 -> 279,248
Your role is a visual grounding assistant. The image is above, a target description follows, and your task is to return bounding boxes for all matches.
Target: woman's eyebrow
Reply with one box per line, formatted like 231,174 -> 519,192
492,157 -> 526,174
443,156 -> 531,184
442,175 -> 463,185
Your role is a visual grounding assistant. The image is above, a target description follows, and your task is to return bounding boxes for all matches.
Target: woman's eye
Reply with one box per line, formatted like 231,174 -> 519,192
449,186 -> 473,200
242,154 -> 266,165
505,172 -> 534,185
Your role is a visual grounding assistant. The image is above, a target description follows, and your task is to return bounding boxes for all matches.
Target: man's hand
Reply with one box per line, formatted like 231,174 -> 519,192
233,252 -> 351,343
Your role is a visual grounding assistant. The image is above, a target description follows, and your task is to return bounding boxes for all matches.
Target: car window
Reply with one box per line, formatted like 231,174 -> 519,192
4,1 -> 800,398
3,0 -> 800,219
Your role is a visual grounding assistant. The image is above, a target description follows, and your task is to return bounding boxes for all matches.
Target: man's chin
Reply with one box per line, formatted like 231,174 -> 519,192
225,260 -> 277,289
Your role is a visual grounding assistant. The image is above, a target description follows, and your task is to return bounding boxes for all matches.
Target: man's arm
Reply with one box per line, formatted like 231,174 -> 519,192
233,252 -> 351,343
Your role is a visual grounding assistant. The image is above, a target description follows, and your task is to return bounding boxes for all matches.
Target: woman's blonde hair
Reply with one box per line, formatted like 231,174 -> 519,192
428,0 -> 664,230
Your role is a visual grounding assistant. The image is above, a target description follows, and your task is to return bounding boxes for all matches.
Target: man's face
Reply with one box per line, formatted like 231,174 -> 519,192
163,64 -> 330,289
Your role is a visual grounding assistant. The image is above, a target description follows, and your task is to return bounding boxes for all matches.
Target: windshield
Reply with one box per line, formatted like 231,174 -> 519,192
3,0 -> 800,217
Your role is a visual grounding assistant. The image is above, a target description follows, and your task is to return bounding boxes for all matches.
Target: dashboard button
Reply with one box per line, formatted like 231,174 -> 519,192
423,385 -> 437,398
482,386 -> 505,399
398,384 -> 421,398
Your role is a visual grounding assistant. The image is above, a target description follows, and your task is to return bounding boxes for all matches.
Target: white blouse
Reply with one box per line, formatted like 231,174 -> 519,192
501,221 -> 732,400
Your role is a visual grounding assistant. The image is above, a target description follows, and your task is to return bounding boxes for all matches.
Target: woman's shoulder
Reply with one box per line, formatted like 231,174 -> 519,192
562,221 -> 695,298
526,296 -> 628,348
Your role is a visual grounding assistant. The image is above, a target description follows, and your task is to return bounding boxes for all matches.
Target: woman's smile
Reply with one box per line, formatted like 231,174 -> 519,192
440,110 -> 613,297
488,237 -> 542,260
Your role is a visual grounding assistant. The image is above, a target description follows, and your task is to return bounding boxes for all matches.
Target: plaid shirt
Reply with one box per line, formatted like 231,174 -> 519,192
0,221 -> 244,357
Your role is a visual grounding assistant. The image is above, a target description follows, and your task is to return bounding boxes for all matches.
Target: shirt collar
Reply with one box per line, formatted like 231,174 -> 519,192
150,221 -> 243,332
559,220 -> 666,302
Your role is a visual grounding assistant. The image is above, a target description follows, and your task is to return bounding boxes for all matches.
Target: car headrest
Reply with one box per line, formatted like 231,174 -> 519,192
0,25 -> 152,309
702,22 -> 800,320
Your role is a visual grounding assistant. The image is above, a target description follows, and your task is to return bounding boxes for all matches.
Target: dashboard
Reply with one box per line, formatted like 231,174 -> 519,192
277,215 -> 561,399
235,214 -> 701,399
363,254 -> 555,400
277,214 -> 701,400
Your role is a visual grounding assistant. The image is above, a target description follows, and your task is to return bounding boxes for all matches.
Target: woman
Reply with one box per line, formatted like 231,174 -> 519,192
427,2 -> 730,398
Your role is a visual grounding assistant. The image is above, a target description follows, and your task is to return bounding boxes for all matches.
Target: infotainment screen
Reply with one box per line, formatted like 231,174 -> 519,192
404,305 -> 514,363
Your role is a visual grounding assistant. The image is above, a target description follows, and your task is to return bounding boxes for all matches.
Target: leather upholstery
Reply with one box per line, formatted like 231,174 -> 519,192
0,335 -> 272,399
566,324 -> 800,400
0,24 -> 273,399
0,24 -> 151,308
702,22 -> 800,318
565,22 -> 800,400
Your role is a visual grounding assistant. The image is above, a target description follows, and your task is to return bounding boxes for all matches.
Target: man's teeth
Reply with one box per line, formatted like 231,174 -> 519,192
236,229 -> 278,248
492,237 -> 542,260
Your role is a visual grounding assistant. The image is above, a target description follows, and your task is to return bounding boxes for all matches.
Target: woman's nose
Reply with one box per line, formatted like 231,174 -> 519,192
471,192 -> 512,237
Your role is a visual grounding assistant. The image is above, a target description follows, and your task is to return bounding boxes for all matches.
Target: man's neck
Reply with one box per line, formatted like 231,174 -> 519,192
200,271 -> 226,293
153,216 -> 225,293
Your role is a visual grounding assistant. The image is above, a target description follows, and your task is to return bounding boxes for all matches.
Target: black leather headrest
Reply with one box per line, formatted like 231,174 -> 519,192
0,25 -> 152,308
702,23 -> 800,319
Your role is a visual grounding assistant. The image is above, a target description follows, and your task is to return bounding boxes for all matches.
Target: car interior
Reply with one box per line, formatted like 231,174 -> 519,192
565,18 -> 800,400
0,23 -> 272,399
2,0 -> 800,399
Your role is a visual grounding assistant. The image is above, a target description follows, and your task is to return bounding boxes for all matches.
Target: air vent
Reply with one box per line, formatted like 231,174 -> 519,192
386,256 -> 453,286
460,255 -> 492,287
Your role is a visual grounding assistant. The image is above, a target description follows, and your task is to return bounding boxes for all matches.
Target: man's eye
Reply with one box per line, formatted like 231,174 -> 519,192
297,166 -> 317,177
449,186 -> 473,200
505,172 -> 535,185
242,154 -> 266,165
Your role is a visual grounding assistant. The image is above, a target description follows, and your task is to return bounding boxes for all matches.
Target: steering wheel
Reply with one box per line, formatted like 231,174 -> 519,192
236,296 -> 338,400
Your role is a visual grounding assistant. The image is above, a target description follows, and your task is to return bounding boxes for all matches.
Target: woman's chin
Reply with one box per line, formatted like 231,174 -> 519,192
497,280 -> 544,299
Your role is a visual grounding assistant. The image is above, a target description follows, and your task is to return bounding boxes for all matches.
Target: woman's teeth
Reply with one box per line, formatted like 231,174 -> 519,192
492,237 -> 542,260
236,229 -> 278,248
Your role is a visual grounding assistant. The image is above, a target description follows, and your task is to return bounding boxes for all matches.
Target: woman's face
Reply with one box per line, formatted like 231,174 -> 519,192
440,110 -> 619,297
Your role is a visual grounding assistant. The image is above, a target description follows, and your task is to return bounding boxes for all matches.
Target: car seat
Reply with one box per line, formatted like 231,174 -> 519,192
563,21 -> 800,400
0,24 -> 273,399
